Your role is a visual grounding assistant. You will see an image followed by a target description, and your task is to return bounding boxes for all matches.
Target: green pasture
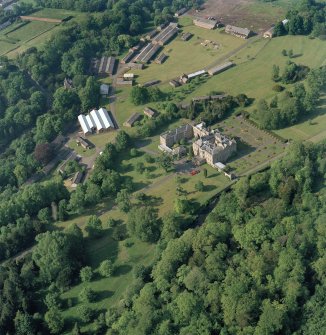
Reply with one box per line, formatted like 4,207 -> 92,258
276,94 -> 326,142
178,35 -> 326,104
7,21 -> 57,41
29,8 -> 79,20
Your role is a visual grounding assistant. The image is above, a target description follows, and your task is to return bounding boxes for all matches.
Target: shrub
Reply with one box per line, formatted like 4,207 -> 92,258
99,260 -> 115,278
272,84 -> 284,92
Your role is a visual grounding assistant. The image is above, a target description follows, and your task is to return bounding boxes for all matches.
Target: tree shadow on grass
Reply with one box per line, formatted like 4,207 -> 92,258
135,138 -> 152,149
114,264 -> 132,276
96,290 -> 114,302
133,181 -> 150,191
85,230 -> 119,267
204,185 -> 217,192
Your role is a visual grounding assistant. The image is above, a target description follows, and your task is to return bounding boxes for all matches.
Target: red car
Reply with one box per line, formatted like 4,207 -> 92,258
190,169 -> 200,176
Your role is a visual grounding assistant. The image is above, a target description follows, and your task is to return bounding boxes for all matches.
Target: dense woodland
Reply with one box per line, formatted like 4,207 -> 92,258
0,0 -> 325,334
273,0 -> 326,38
1,143 -> 326,334
254,65 -> 326,130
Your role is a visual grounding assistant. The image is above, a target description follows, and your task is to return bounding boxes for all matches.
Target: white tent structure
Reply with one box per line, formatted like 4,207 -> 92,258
78,114 -> 92,135
78,107 -> 114,135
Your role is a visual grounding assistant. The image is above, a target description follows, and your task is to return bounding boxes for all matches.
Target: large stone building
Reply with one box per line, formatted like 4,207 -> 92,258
159,122 -> 236,166
160,124 -> 193,148
192,125 -> 236,165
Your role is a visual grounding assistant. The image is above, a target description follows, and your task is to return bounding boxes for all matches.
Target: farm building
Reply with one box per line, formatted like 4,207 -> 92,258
121,50 -> 135,64
169,79 -> 181,88
193,17 -> 217,30
208,62 -> 234,76
116,78 -> 133,86
100,84 -> 110,96
144,107 -> 157,118
152,22 -> 179,46
264,27 -> 274,38
124,113 -> 141,127
155,53 -> 168,64
181,32 -> 193,41
78,107 -> 114,135
225,25 -> 251,39
142,79 -> 160,87
174,7 -> 187,17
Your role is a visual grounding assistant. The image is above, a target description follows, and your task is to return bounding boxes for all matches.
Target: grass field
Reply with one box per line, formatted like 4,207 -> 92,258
276,94 -> 326,142
129,17 -> 246,84
174,35 -> 326,104
0,8 -> 86,58
29,8 -> 77,20
7,21 -> 57,41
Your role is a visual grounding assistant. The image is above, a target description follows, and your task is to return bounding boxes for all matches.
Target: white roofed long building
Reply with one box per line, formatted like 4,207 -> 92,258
78,107 -> 114,135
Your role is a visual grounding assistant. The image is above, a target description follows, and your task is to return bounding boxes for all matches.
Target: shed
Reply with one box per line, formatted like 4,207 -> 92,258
123,113 -> 141,127
76,136 -> 91,149
181,32 -> 193,41
142,79 -> 160,87
169,79 -> 180,88
72,171 -> 84,187
144,107 -> 157,118
100,84 -> 110,96
155,53 -> 168,64
264,27 -> 274,38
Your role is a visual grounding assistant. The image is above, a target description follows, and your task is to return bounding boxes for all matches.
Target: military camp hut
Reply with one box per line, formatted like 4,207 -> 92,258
97,56 -> 116,75
225,25 -> 251,39
174,7 -> 187,17
208,62 -> 234,76
152,22 -> 178,46
155,53 -> 168,64
193,17 -> 217,30
144,107 -> 157,118
124,113 -> 141,127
